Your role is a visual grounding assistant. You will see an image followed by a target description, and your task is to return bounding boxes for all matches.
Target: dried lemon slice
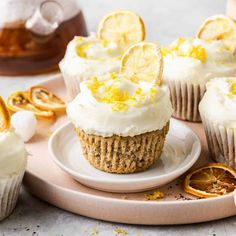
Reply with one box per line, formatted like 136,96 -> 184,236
184,163 -> 236,198
97,10 -> 145,49
7,91 -> 55,119
120,42 -> 163,85
0,96 -> 10,132
197,15 -> 236,50
29,86 -> 66,112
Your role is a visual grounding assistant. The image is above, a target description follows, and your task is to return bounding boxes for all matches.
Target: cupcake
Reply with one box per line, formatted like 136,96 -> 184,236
0,97 -> 27,221
199,77 -> 236,169
67,42 -> 173,174
59,10 -> 145,100
162,15 -> 236,122
162,37 -> 236,121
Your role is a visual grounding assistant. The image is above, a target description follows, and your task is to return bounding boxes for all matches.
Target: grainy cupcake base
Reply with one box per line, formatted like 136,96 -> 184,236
76,122 -> 169,174
168,80 -> 205,122
201,114 -> 236,169
0,170 -> 25,221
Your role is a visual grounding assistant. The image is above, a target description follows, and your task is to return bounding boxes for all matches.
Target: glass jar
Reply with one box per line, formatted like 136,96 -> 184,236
0,0 -> 87,75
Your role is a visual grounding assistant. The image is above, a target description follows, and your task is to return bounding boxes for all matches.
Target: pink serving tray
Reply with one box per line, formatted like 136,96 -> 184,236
23,74 -> 236,225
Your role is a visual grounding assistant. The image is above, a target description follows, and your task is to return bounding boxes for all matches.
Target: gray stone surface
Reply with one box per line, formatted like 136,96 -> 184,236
0,0 -> 236,235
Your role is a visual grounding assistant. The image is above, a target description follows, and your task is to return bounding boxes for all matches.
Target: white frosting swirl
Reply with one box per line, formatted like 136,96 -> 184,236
0,129 -> 27,178
199,77 -> 236,127
59,34 -> 121,83
67,75 -> 173,137
163,38 -> 236,86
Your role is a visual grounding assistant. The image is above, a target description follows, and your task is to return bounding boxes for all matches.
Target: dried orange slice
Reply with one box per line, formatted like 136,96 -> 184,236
197,15 -> 236,50
0,96 -> 10,132
120,42 -> 163,85
29,86 -> 66,112
7,91 -> 55,119
184,163 -> 236,198
97,10 -> 145,49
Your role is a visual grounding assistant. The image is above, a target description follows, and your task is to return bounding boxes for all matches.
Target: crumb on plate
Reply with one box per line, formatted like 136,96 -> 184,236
144,191 -> 164,201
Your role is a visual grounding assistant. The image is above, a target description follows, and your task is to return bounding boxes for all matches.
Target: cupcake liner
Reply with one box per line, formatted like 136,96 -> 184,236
168,80 -> 205,122
61,71 -> 84,101
201,113 -> 236,169
0,170 -> 25,221
75,122 -> 169,174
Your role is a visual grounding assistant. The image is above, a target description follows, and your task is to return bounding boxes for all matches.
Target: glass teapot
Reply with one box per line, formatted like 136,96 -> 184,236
0,0 -> 87,75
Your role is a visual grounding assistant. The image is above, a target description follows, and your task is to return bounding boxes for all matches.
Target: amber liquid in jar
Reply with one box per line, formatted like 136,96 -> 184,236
0,11 -> 87,75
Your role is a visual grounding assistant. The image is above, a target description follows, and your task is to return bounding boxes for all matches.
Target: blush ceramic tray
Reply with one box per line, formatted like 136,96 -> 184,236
23,74 -> 236,225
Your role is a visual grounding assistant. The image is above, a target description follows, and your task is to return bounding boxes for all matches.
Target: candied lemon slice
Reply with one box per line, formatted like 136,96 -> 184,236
0,96 -> 10,132
7,91 -> 55,119
120,42 -> 163,85
184,163 -> 236,198
197,15 -> 236,50
97,10 -> 145,49
29,86 -> 66,112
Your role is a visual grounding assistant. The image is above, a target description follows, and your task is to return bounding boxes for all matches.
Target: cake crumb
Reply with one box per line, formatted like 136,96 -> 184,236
144,191 -> 164,201
47,131 -> 53,137
114,228 -> 128,236
121,195 -> 128,200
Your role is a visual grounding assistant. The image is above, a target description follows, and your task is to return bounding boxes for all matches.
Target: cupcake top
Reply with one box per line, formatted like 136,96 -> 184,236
60,10 -> 146,80
163,37 -> 236,85
199,77 -> 236,127
67,73 -> 173,137
0,129 -> 27,178
59,34 -> 121,77
0,97 -> 27,178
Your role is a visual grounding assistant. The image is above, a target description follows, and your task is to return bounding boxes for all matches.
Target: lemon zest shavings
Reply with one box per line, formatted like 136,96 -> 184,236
162,38 -> 207,62
87,77 -> 105,94
109,72 -> 118,80
144,190 -> 165,201
76,41 -> 92,58
86,77 -> 158,112
91,227 -> 98,235
101,39 -> 107,48
75,36 -> 84,43
114,228 -> 128,236
230,82 -> 236,95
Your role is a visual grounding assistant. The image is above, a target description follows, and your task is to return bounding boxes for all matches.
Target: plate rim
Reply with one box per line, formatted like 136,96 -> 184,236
25,170 -> 235,206
48,119 -> 201,185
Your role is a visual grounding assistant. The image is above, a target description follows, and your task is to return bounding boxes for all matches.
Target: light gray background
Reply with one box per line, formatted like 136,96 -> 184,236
1,0 -> 236,235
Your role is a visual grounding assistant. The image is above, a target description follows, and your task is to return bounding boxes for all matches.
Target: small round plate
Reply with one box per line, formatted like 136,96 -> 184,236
49,119 -> 201,193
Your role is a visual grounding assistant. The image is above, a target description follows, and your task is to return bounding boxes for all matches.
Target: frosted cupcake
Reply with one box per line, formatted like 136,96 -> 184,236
199,77 -> 236,169
0,97 -> 27,221
162,37 -> 236,121
67,42 -> 173,173
60,10 -> 145,100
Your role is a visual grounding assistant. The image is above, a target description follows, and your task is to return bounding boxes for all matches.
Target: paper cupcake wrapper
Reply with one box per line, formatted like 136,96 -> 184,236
168,80 -> 205,122
0,170 -> 25,221
201,114 -> 236,169
76,123 -> 169,174
61,71 -> 84,101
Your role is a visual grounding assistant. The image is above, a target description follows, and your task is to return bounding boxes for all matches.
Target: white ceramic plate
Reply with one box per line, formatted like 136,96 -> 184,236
49,119 -> 201,193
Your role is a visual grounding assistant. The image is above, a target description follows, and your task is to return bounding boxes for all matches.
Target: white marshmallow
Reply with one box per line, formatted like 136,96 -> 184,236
11,111 -> 37,142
